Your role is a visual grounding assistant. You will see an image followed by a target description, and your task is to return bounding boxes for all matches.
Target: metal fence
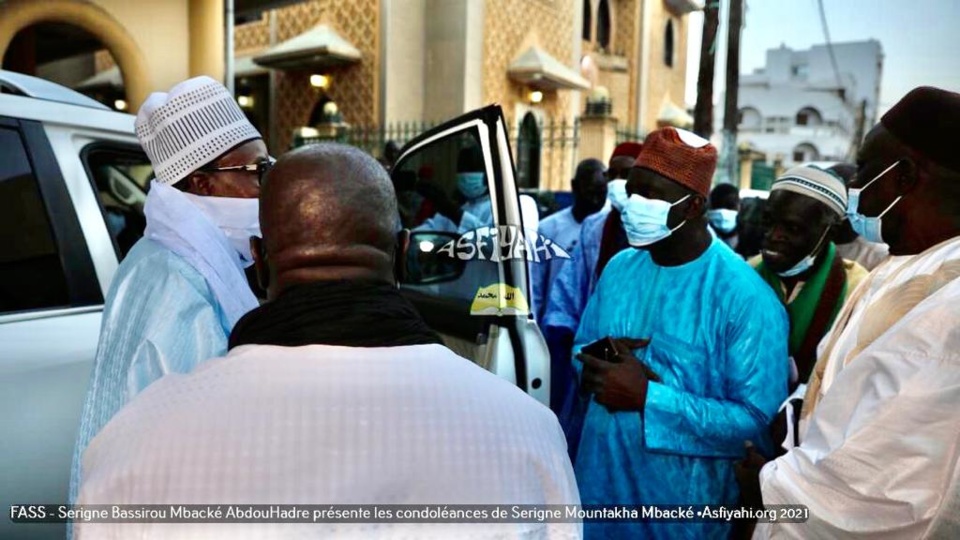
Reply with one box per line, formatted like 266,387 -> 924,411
616,125 -> 647,144
750,160 -> 776,191
514,117 -> 580,191
293,122 -> 440,159
292,118 -> 585,190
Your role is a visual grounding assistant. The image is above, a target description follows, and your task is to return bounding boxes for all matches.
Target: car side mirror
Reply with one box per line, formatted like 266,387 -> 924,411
404,231 -> 466,285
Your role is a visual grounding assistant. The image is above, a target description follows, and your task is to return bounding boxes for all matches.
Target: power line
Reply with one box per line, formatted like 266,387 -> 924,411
816,0 -> 845,92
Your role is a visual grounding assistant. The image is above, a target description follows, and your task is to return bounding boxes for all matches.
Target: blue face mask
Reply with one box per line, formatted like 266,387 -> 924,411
607,180 -> 629,212
776,227 -> 830,277
707,209 -> 738,234
457,172 -> 487,200
847,160 -> 902,244
622,193 -> 690,247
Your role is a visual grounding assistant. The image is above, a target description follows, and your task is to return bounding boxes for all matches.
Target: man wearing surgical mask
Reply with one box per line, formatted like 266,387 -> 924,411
749,166 -> 868,452
69,77 -> 268,510
707,182 -> 741,251
540,143 -> 641,454
827,162 -> 890,270
740,85 -> 960,540
572,127 -> 788,539
531,158 -> 607,322
415,146 -> 494,234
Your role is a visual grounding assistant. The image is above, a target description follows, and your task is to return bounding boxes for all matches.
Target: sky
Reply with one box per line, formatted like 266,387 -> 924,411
684,0 -> 960,116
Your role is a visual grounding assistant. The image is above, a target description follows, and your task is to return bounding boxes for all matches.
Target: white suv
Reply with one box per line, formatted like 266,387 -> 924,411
0,71 -> 549,540
0,70 -> 152,540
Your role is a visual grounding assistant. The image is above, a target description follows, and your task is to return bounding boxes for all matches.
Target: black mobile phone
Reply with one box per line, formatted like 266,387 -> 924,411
581,336 -> 620,363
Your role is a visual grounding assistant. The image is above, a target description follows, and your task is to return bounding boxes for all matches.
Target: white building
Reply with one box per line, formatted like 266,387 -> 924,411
730,40 -> 883,166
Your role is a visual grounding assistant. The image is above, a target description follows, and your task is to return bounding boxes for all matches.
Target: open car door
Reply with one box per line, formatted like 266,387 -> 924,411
393,105 -> 550,406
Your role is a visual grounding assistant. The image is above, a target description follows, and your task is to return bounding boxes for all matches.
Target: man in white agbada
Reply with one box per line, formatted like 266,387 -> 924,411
827,163 -> 891,271
69,77 -> 269,507
739,86 -> 960,538
75,144 -> 581,539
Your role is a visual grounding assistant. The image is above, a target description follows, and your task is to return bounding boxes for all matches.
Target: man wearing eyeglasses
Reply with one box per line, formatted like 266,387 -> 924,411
68,76 -> 272,511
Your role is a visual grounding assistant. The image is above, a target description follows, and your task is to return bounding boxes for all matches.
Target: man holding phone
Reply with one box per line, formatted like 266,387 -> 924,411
572,127 -> 789,539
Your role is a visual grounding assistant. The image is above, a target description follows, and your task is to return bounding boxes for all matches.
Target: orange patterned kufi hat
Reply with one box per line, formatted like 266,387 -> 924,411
635,127 -> 718,197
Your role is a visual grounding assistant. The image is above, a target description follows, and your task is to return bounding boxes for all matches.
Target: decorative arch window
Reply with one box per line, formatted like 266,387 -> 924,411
582,0 -> 593,42
597,0 -> 611,50
795,107 -> 823,127
738,107 -> 762,131
664,20 -> 675,67
793,143 -> 821,164
516,113 -> 541,190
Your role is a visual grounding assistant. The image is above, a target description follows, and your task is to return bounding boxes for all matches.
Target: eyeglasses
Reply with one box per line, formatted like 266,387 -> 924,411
198,157 -> 276,185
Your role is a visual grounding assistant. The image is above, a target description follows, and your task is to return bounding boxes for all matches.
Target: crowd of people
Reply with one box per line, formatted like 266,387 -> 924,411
66,74 -> 959,539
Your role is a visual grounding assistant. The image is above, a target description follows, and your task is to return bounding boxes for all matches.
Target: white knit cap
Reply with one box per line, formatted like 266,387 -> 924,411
135,76 -> 262,186
772,166 -> 848,218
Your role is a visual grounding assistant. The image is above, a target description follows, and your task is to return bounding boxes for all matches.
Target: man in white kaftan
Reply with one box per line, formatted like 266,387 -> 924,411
69,77 -> 269,509
750,86 -> 960,539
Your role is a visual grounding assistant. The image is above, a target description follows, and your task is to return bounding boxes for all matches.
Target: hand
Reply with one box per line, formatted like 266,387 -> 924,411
577,351 -> 651,412
609,338 -> 660,381
734,443 -> 768,510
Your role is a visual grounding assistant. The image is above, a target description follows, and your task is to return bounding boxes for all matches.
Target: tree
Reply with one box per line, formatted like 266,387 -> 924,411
718,0 -> 743,186
693,1 -> 721,138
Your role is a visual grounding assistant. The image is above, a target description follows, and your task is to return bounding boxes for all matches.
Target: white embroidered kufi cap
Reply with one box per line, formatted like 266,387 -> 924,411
135,76 -> 262,186
772,165 -> 848,218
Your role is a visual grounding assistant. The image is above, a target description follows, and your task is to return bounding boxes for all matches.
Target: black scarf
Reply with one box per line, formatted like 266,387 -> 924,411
228,280 -> 443,350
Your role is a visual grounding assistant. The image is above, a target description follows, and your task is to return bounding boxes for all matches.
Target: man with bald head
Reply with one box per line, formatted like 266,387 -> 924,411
74,144 -> 580,539
742,87 -> 960,538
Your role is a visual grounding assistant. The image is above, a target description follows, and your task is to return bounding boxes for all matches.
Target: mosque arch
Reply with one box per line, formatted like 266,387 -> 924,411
596,0 -> 612,50
738,107 -> 762,131
664,20 -> 675,67
795,106 -> 823,127
0,0 -> 150,110
516,112 -> 541,189
582,0 -> 593,42
793,142 -> 820,163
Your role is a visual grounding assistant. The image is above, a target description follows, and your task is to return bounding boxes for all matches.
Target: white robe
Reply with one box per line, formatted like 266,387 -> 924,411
76,343 -> 581,540
836,235 -> 890,271
756,236 -> 960,539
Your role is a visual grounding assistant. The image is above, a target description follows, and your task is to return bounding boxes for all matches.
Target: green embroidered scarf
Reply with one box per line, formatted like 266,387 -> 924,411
756,242 -> 848,360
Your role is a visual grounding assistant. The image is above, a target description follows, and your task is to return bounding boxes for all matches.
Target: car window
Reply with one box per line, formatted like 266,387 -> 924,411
0,126 -> 71,314
82,145 -> 152,259
395,129 -> 501,307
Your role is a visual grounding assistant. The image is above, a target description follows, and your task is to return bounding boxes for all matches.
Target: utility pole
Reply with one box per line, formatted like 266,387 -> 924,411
848,99 -> 867,161
718,0 -> 743,186
693,1 -> 721,139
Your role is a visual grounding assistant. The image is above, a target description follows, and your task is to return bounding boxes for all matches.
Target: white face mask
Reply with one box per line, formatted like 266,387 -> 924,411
776,227 -> 829,277
622,193 -> 691,247
847,160 -> 902,244
607,179 -> 629,212
182,193 -> 261,267
707,209 -> 738,234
